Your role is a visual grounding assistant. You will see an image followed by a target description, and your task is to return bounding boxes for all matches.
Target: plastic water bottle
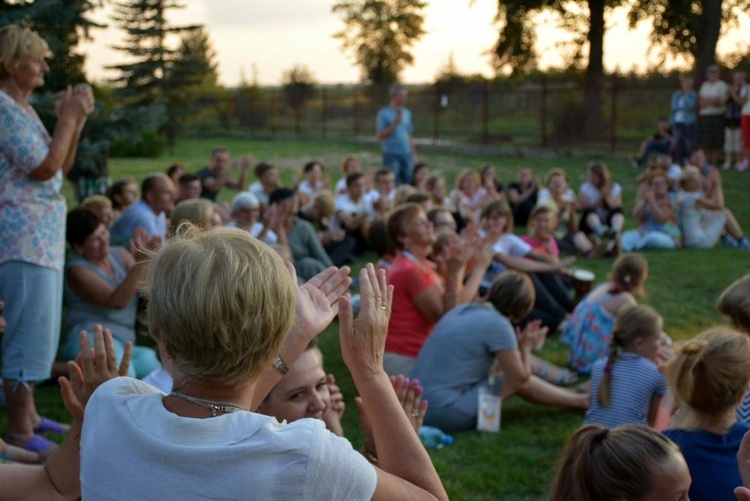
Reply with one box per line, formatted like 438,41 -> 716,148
418,426 -> 454,448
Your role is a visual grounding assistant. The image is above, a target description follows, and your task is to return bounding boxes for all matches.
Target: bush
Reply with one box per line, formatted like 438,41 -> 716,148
109,131 -> 167,158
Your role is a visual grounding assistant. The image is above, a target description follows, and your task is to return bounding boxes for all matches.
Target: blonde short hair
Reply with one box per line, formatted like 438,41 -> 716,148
143,227 -> 296,387
0,25 -> 49,79
81,195 -> 113,212
667,327 -> 750,415
170,199 -> 215,234
678,165 -> 701,189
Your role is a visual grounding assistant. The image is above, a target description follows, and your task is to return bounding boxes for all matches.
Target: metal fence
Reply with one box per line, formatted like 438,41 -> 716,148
179,78 -> 678,152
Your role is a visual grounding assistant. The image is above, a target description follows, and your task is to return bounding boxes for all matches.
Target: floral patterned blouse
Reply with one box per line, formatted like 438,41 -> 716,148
0,90 -> 66,270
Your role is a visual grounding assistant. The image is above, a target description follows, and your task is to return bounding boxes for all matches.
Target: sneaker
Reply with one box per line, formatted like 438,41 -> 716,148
738,159 -> 750,172
738,237 -> 750,250
721,234 -> 738,248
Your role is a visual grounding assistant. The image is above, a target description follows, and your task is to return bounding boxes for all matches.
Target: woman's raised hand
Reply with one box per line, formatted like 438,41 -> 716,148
339,264 -> 393,377
58,325 -> 132,422
56,86 -> 94,123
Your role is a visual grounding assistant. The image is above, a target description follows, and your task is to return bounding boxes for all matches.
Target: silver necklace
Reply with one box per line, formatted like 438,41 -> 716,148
169,391 -> 249,417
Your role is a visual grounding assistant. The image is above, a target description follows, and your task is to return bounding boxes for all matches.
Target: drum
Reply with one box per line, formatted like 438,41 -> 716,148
570,268 -> 595,303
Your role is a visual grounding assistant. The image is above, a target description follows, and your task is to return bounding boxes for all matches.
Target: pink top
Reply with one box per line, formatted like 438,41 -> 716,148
521,235 -> 559,257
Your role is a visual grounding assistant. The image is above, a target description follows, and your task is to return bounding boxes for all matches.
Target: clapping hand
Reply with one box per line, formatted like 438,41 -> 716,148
322,373 -> 345,437
286,264 -> 352,345
516,320 -> 548,351
357,375 -> 428,459
58,325 -> 132,422
735,431 -> 750,501
338,264 -> 392,378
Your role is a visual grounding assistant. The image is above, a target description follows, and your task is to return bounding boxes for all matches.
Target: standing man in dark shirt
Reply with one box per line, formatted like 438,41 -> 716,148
196,147 -> 252,201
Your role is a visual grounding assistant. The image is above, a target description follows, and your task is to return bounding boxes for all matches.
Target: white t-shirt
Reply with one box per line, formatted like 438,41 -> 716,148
333,194 -> 374,230
579,181 -> 622,220
298,179 -> 325,198
81,378 -> 377,500
741,84 -> 750,115
227,221 -> 278,246
491,233 -> 531,257
334,178 -> 348,196
248,182 -> 269,206
699,80 -> 728,116
366,188 -> 395,205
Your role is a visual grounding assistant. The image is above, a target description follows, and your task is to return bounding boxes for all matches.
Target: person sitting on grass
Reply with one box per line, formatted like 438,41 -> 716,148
623,170 -> 682,252
562,253 -> 649,374
411,270 -> 588,433
247,161 -> 281,211
333,172 -> 375,255
269,188 -> 334,283
507,166 -> 539,228
664,327 -> 750,501
521,206 -> 561,260
536,169 -> 594,257
633,118 -> 674,167
583,305 -> 667,428
106,178 -> 139,223
549,424 -> 691,501
578,161 -> 624,256
169,199 -> 222,235
334,154 -> 362,197
62,208 -> 161,379
677,166 -> 750,250
450,169 -> 489,225
257,339 -> 427,464
296,160 -> 326,208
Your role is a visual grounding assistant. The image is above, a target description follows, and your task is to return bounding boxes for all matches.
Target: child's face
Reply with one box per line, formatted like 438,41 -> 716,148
641,453 -> 691,501
257,349 -> 330,423
483,213 -> 508,236
533,213 -> 554,236
636,318 -> 664,362
307,164 -> 322,183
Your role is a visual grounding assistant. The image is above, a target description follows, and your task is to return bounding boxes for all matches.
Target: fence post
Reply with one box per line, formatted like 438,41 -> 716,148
433,83 -> 440,144
271,89 -> 278,137
482,79 -> 489,146
610,75 -> 618,152
322,87 -> 327,139
353,85 -> 360,138
540,76 -> 548,147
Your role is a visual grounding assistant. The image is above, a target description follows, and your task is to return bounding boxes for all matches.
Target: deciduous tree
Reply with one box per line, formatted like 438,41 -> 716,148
331,0 -> 426,85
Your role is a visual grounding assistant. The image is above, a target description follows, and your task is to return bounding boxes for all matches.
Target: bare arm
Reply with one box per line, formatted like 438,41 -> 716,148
67,259 -> 146,310
647,395 -> 663,428
252,265 -> 351,409
494,252 -> 573,274
340,265 -> 447,501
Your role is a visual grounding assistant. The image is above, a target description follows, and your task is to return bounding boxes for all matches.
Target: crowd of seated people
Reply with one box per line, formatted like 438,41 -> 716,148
4,147 -> 750,500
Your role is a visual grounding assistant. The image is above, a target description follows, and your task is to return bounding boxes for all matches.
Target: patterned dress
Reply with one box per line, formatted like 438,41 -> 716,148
561,293 -> 616,374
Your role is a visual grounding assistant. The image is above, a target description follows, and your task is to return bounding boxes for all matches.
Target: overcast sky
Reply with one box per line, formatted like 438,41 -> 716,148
80,0 -> 750,87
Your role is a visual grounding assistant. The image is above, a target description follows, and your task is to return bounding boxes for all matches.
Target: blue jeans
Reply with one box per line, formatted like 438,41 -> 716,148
383,152 -> 414,185
674,122 -> 698,164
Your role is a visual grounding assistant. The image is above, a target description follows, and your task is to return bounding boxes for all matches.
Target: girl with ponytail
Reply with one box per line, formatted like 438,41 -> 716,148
549,424 -> 691,501
562,253 -> 649,373
583,305 -> 667,428
663,328 -> 750,501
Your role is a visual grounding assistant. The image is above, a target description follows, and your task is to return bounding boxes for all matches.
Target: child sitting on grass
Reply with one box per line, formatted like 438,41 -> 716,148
521,205 -> 560,260
663,328 -> 750,501
583,305 -> 667,428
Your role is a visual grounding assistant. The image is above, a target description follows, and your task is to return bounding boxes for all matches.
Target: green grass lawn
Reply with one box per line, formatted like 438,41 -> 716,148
15,137 -> 750,500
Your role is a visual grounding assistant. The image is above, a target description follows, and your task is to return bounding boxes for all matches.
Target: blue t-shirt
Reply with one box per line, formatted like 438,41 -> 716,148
583,351 -> 667,428
110,199 -> 166,245
411,302 -> 517,427
664,421 -> 750,501
376,105 -> 413,155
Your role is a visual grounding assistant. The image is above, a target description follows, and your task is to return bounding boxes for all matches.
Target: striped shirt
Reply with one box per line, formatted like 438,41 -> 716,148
737,390 -> 750,425
584,351 -> 667,428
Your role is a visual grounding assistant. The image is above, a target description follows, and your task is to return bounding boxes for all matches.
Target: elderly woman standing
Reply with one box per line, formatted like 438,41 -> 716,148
80,228 -> 447,500
0,25 -> 94,453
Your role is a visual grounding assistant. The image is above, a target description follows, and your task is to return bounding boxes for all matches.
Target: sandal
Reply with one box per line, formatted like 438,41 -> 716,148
21,435 -> 57,454
33,416 -> 69,435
